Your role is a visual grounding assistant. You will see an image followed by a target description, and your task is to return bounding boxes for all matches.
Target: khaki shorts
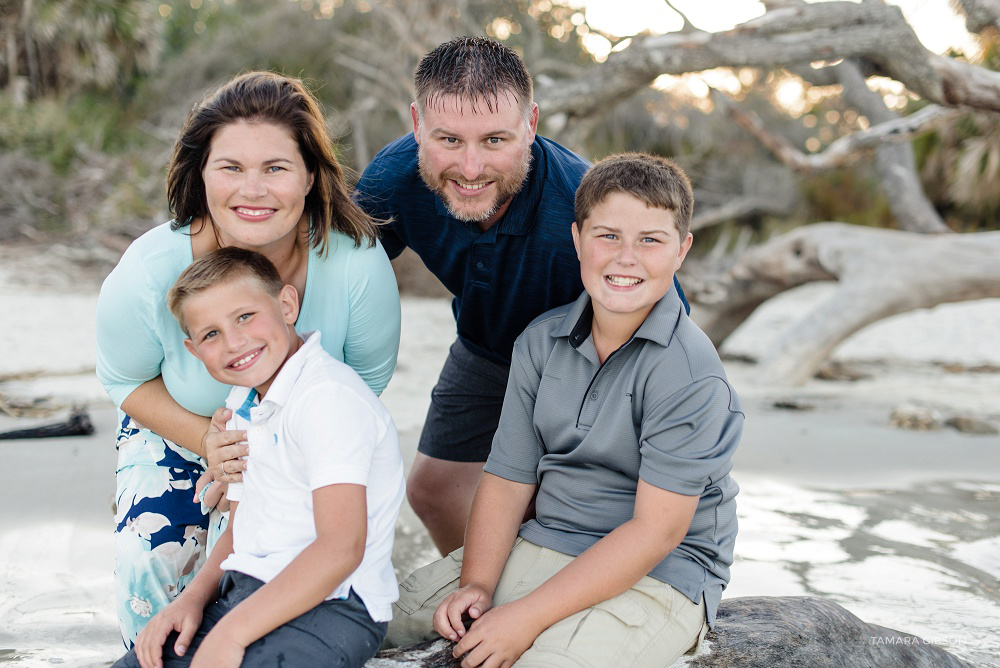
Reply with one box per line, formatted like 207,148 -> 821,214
388,539 -> 707,667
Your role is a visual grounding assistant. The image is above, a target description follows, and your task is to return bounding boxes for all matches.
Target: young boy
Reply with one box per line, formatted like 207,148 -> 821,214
388,153 -> 743,667
114,247 -> 405,668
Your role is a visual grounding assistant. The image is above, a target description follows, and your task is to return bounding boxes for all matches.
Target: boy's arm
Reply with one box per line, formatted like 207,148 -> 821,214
134,503 -> 237,668
434,332 -> 545,641
433,472 -> 536,641
451,482 -> 696,667
190,483 -> 366,668
452,374 -> 740,667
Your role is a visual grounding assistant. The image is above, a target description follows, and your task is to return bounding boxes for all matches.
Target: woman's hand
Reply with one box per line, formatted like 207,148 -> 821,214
203,407 -> 248,483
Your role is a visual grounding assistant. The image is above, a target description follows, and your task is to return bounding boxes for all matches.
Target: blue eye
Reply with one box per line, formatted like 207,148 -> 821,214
486,137 -> 502,145
266,165 -> 284,173
238,313 -> 252,322
203,330 -> 218,341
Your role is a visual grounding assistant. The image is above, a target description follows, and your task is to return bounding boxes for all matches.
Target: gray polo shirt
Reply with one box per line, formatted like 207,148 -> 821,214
484,286 -> 742,627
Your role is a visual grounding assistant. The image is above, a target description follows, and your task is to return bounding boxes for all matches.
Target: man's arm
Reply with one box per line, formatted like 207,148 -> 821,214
452,480 -> 698,667
433,472 -> 536,641
190,483 -> 367,668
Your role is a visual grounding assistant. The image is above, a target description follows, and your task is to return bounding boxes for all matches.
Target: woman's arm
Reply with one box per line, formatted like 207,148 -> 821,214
189,484 -> 367,668
452,480 -> 698,667
121,377 -> 211,457
342,240 -> 401,396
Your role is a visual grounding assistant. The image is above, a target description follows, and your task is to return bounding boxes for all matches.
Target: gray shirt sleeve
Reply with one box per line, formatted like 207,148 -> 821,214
638,375 -> 743,496
484,337 -> 546,485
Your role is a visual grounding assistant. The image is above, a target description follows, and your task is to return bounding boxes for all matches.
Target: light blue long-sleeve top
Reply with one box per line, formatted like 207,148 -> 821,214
97,222 -> 401,434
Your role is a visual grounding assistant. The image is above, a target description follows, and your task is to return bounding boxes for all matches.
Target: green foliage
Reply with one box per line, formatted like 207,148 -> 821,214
801,169 -> 893,228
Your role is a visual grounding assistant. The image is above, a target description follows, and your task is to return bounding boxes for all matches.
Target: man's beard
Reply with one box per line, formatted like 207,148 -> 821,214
418,146 -> 532,223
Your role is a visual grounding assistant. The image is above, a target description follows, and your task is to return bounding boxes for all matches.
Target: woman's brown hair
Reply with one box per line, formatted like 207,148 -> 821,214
167,71 -> 377,253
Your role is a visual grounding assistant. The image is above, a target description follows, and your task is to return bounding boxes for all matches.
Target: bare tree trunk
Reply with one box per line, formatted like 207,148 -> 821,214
693,223 -> 1000,384
832,61 -> 950,234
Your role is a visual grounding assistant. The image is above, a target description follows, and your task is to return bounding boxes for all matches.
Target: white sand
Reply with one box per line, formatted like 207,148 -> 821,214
1,260 -> 998,667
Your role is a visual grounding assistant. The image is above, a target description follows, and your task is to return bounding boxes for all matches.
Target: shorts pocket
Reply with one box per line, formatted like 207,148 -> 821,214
591,590 -> 650,627
395,548 -> 464,615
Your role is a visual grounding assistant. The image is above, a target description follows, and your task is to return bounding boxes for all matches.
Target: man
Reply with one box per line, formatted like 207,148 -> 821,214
355,37 -> 687,555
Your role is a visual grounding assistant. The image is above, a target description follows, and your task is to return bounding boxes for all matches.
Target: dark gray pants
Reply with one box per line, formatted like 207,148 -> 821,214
113,571 -> 386,668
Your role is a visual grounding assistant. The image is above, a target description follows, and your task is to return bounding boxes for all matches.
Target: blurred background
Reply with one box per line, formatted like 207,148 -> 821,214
1,1 -> 999,666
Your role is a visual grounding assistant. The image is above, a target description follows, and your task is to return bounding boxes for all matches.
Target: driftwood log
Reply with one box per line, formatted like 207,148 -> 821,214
690,224 -> 1000,385
0,407 -> 94,440
367,596 -> 973,667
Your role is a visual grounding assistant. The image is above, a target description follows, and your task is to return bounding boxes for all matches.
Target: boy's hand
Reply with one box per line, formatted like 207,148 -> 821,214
203,407 -> 247,483
134,596 -> 203,668
433,584 -> 493,641
190,629 -> 245,668
194,470 -> 229,513
452,600 -> 541,668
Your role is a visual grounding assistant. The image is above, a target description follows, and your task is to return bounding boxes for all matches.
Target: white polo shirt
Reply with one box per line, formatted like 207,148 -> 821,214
220,331 -> 405,623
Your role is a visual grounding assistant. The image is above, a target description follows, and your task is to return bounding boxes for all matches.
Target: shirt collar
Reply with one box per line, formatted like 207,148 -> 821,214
553,285 -> 684,350
432,138 -> 545,237
257,330 -> 322,408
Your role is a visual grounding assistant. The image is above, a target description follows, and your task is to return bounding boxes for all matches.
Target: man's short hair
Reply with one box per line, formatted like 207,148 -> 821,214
414,36 -> 533,116
168,247 -> 284,334
575,153 -> 694,238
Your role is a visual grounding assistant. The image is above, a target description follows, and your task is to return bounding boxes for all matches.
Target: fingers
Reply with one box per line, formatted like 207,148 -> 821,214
174,617 -> 199,657
194,470 -> 213,499
210,407 -> 232,431
433,594 -> 465,640
136,624 -> 167,668
206,438 -> 248,483
202,478 -> 225,509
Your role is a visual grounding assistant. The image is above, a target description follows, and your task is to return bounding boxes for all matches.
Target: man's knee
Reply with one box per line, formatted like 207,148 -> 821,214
406,458 -> 482,516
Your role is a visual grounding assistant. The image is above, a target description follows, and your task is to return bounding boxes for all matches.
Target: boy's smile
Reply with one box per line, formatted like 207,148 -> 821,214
182,277 -> 301,397
572,191 -> 693,332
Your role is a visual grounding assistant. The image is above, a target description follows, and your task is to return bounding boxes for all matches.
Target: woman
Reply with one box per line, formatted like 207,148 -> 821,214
96,71 -> 401,648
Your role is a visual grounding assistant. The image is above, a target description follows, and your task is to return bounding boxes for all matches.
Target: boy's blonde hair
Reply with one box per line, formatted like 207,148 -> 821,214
168,247 -> 284,334
574,153 -> 694,237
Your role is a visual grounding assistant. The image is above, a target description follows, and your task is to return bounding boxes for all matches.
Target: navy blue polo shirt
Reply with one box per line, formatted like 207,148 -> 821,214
355,133 -> 687,365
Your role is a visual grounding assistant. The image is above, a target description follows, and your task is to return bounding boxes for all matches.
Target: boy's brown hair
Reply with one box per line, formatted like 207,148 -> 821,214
574,153 -> 694,237
168,247 -> 284,335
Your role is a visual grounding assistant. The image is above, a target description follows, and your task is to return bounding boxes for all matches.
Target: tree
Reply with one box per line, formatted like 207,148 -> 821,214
523,0 -> 1000,383
0,0 -> 162,99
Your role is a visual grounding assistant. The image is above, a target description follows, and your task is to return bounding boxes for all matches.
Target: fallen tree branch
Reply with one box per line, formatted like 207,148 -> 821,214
536,1 -> 1000,117
0,406 -> 94,439
369,596 -> 973,667
692,223 -> 1000,384
719,96 -> 959,173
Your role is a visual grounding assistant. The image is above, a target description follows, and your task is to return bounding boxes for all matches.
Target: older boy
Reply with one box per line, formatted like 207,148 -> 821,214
389,154 -> 742,668
353,38 -> 689,555
115,247 -> 404,668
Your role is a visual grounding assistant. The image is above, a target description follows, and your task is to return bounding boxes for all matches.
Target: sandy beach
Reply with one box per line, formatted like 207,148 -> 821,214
0,247 -> 998,667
